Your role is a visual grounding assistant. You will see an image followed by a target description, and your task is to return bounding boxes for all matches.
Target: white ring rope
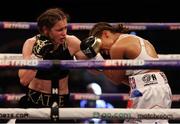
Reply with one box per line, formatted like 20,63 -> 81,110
0,108 -> 179,120
1,22 -> 180,30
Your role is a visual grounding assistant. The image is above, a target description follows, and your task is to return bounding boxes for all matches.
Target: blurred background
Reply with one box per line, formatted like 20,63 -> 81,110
0,0 -> 179,122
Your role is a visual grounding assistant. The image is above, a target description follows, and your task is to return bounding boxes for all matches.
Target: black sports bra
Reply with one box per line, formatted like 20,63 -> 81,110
35,43 -> 73,80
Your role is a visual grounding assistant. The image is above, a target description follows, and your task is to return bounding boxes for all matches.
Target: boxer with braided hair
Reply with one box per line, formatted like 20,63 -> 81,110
83,22 -> 172,124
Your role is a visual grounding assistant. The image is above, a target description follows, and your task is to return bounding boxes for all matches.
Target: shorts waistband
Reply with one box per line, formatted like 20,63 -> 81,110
129,72 -> 168,90
27,89 -> 70,107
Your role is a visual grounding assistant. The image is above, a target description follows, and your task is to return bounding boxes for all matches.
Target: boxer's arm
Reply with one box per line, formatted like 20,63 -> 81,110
67,35 -> 103,60
102,70 -> 129,85
66,35 -> 88,59
105,43 -> 129,85
91,44 -> 129,86
18,38 -> 37,86
67,35 -> 128,85
80,36 -> 102,58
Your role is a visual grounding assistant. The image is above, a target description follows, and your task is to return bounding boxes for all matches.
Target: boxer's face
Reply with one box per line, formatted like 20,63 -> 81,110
100,31 -> 114,51
48,18 -> 68,45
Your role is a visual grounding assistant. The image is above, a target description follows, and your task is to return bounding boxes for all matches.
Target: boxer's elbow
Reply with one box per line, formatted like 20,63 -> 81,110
18,69 -> 36,86
19,77 -> 29,86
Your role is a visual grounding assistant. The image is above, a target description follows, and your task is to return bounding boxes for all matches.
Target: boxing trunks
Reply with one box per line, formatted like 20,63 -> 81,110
19,88 -> 70,108
125,72 -> 172,124
16,89 -> 76,123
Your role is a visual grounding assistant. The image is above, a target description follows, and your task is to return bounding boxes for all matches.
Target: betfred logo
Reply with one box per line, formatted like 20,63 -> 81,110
0,60 -> 38,67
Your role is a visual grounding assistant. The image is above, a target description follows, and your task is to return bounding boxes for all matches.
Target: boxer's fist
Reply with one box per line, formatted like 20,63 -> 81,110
80,36 -> 101,58
32,34 -> 54,58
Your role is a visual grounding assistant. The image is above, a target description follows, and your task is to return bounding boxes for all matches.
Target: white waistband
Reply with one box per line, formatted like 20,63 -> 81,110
129,72 -> 168,90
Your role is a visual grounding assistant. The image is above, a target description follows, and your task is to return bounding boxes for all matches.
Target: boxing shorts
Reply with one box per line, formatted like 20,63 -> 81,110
124,72 -> 172,124
19,88 -> 71,108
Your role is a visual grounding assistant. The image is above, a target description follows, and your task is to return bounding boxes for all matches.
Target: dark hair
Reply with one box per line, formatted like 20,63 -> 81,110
89,22 -> 129,38
37,8 -> 68,33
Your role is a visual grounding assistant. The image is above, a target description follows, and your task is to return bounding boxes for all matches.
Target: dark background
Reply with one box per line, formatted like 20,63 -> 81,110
0,0 -> 179,22
0,1 -> 179,121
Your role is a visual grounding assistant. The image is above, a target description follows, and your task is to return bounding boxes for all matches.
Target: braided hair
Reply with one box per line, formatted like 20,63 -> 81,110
89,22 -> 129,38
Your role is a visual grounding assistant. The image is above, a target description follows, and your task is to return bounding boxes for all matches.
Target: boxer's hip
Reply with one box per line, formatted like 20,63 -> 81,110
19,88 -> 70,108
129,71 -> 168,90
128,72 -> 172,109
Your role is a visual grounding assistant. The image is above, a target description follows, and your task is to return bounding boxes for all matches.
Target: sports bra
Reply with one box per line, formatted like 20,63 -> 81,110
117,34 -> 158,76
35,42 -> 73,80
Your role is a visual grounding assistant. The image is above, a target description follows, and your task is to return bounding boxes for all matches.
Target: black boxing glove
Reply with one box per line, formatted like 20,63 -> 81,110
32,34 -> 54,58
80,36 -> 102,58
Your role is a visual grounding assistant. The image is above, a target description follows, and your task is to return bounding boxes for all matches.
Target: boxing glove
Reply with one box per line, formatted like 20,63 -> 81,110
32,34 -> 54,58
80,36 -> 102,58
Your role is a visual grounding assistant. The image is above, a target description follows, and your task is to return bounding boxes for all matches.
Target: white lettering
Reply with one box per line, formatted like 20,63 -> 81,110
3,22 -> 30,29
105,60 -> 144,67
52,89 -> 58,94
0,60 -> 38,67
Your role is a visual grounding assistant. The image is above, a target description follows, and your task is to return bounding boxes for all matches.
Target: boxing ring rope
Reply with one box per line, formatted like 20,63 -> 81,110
1,93 -> 180,102
1,21 -> 180,30
1,59 -> 180,70
0,108 -> 180,120
0,54 -> 180,120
